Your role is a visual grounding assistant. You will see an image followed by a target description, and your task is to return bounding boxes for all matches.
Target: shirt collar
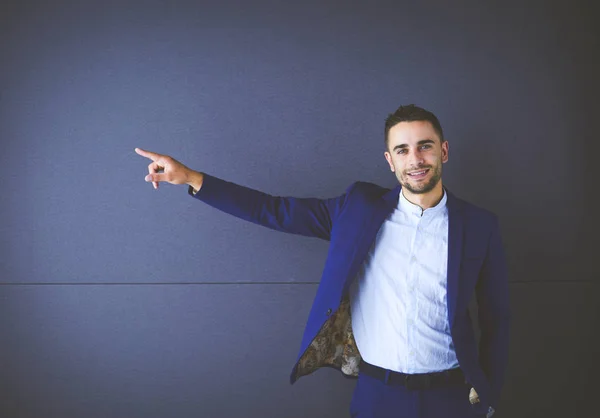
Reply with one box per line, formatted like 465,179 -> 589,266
398,187 -> 447,216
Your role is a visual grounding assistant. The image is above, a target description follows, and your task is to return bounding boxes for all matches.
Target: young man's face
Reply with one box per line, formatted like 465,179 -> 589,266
384,120 -> 449,195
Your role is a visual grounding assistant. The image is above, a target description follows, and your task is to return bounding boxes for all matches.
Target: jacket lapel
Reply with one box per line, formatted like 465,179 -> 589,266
446,188 -> 464,329
382,184 -> 402,207
342,184 -> 401,296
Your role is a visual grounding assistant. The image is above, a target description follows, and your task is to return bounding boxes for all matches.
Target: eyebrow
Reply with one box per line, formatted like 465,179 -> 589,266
392,139 -> 436,151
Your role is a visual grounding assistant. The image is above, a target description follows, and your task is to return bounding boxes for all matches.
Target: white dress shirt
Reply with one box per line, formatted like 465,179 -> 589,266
349,188 -> 459,373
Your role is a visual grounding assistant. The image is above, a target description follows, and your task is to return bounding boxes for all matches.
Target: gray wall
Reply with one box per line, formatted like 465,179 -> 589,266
1,0 -> 598,417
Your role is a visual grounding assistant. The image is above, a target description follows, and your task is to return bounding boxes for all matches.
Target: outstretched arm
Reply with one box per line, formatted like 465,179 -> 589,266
189,173 -> 348,240
135,148 -> 349,241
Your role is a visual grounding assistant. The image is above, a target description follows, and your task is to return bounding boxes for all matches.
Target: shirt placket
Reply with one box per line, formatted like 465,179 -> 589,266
406,210 -> 423,369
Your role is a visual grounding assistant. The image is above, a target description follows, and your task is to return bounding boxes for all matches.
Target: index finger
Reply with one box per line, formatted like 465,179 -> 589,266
135,147 -> 161,162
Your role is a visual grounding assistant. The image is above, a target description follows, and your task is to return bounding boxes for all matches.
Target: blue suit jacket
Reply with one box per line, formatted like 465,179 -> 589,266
189,173 -> 510,414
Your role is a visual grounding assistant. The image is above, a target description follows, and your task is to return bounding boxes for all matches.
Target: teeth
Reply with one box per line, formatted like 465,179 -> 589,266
410,170 -> 426,175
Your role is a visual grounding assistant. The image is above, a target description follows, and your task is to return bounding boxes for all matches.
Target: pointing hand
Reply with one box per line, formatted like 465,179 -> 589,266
134,147 -> 192,190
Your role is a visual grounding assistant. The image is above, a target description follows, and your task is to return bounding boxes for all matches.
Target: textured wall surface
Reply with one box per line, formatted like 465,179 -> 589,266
1,0 -> 597,417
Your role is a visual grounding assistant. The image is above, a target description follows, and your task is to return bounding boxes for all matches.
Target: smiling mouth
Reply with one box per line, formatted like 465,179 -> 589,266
407,169 -> 430,179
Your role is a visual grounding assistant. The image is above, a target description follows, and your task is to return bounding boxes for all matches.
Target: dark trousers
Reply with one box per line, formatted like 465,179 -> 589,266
349,372 -> 486,418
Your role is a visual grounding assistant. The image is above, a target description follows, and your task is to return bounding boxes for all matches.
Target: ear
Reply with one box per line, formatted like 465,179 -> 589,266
384,151 -> 395,172
441,140 -> 449,163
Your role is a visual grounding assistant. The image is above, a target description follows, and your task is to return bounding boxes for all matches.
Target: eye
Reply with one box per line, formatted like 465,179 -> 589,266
396,149 -> 407,155
420,144 -> 432,150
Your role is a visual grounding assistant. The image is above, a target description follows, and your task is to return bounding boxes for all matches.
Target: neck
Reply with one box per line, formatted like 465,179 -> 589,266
402,182 -> 444,210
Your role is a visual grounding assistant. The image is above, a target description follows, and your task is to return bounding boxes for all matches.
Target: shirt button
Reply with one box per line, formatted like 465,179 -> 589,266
326,308 -> 332,316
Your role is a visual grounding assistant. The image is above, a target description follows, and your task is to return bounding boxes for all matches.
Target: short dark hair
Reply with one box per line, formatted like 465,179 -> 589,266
384,104 -> 445,149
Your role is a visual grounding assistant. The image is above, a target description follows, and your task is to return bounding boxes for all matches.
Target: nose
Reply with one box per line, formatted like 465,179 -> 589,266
408,149 -> 424,167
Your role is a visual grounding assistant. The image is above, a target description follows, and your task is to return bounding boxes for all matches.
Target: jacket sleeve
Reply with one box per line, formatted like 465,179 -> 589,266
475,215 -> 511,410
187,173 -> 350,241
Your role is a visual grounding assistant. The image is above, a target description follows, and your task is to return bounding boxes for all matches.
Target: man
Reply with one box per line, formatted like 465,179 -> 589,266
135,104 -> 510,418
